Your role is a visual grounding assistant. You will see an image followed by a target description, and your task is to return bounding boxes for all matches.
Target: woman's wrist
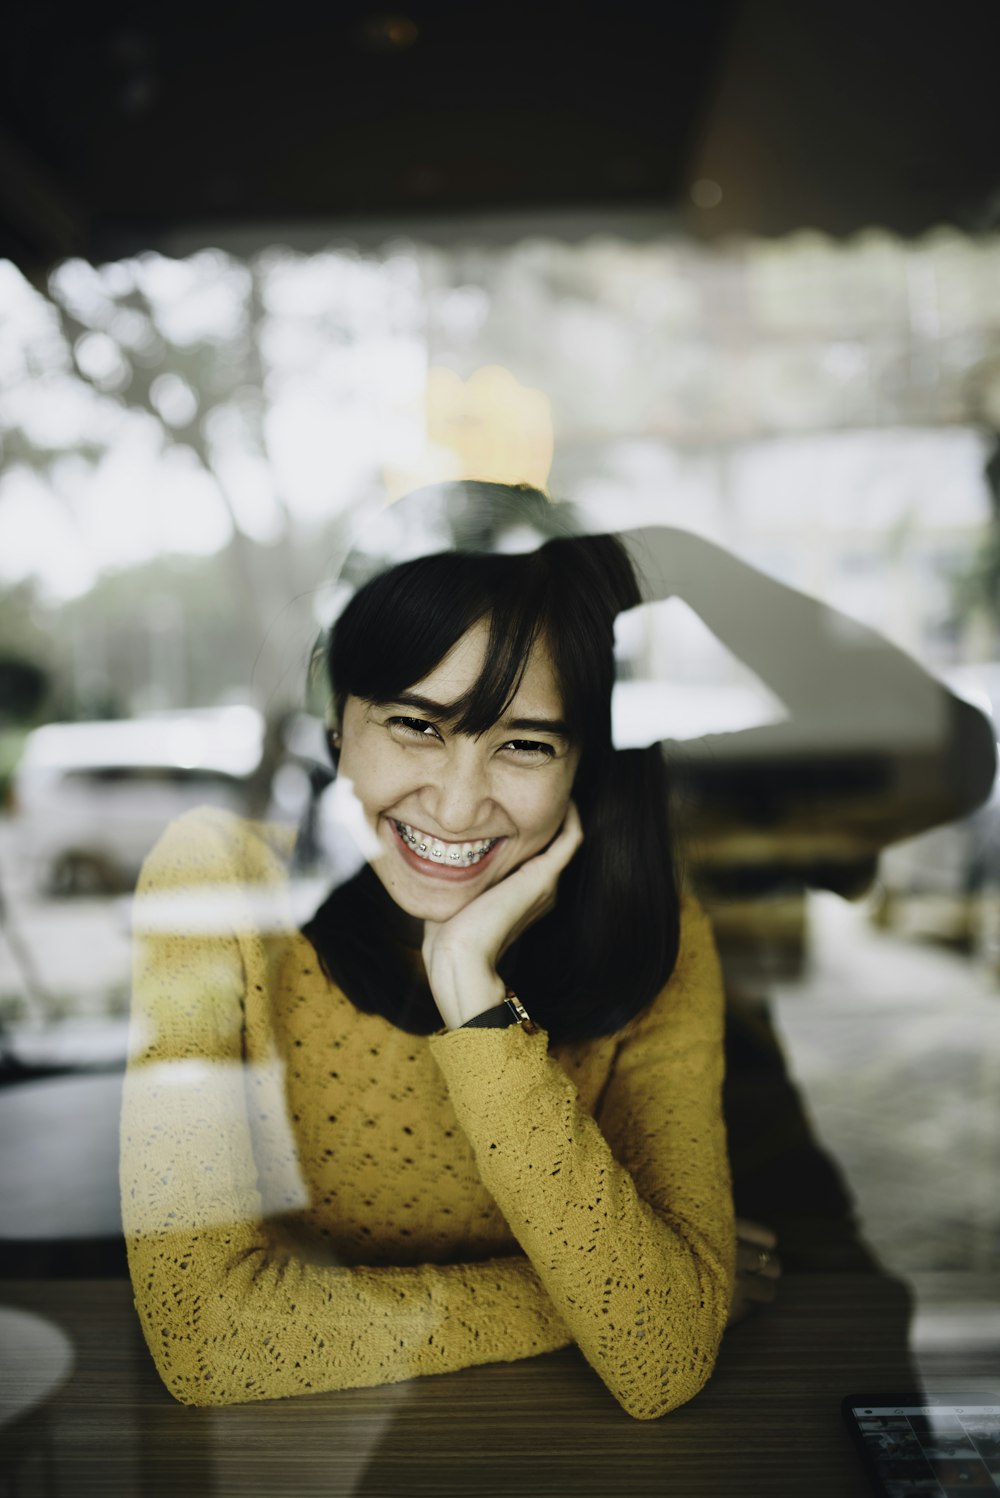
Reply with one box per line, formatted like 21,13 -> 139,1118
462,991 -> 538,1034
425,949 -> 506,1029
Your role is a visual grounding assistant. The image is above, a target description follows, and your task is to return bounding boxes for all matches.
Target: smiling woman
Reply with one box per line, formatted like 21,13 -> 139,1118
120,481 -> 737,1420
341,621 -> 579,909
306,497 -> 682,1043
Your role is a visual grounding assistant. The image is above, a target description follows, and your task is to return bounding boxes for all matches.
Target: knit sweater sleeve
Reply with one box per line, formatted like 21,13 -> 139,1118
428,896 -> 735,1420
120,813 -> 573,1407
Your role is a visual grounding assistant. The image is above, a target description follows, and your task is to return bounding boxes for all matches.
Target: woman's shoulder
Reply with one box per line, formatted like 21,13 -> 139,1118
673,892 -> 721,977
138,807 -> 296,894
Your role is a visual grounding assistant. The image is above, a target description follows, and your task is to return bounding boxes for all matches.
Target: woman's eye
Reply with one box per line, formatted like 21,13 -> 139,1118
502,740 -> 556,760
389,717 -> 440,740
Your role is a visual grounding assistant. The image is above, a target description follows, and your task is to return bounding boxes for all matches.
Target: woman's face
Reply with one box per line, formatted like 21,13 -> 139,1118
338,620 -> 581,924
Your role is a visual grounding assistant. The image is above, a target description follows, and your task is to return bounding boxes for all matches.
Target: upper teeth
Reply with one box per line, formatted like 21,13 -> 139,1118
394,821 -> 498,866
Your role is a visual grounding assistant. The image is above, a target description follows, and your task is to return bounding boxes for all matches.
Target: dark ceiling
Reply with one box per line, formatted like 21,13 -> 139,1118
2,0 -> 999,269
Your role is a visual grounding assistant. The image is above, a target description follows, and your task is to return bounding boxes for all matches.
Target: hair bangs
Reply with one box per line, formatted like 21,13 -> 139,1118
330,553 -> 486,719
331,550 -> 564,741
448,565 -> 551,737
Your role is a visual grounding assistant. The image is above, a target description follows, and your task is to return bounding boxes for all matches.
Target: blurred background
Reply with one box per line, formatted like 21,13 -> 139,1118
1,0 -> 999,1281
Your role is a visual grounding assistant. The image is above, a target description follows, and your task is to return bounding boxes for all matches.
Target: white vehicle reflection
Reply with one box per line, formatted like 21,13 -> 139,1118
9,707 -> 264,896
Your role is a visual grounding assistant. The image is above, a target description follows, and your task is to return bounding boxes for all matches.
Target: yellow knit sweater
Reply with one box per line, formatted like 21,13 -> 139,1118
120,808 -> 734,1419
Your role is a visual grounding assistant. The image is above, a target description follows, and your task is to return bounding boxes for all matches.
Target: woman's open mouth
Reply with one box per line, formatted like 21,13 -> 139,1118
388,818 -> 505,881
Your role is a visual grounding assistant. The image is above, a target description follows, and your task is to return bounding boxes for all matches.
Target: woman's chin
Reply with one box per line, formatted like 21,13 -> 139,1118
375,866 -> 484,923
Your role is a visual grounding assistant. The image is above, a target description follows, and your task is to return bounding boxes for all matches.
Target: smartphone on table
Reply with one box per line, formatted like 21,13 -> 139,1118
842,1392 -> 1000,1495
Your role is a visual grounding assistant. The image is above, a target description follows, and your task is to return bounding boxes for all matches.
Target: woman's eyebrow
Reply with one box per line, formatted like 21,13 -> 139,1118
387,693 -> 569,738
502,716 -> 570,738
387,692 -> 453,719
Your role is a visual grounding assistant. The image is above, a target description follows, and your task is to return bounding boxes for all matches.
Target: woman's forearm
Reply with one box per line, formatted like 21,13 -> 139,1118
428,898 -> 735,1421
122,1195 -> 571,1406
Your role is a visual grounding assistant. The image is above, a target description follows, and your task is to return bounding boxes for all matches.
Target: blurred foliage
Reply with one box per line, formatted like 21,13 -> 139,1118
0,728 -> 29,806
0,521 -> 348,723
0,581 -> 54,674
0,658 -> 49,723
954,434 -> 1000,628
3,231 -> 1000,728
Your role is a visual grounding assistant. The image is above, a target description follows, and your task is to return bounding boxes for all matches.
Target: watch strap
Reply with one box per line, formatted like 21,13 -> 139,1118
462,989 -> 538,1035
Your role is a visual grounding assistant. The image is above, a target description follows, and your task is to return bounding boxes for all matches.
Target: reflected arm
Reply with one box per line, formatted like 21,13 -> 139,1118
619,524 -> 996,834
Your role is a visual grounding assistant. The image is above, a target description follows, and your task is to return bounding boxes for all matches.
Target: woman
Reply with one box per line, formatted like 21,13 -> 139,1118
121,481 -> 759,1419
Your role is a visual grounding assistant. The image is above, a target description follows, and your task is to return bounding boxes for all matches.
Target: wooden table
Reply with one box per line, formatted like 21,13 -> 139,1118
1,1275 -> 997,1497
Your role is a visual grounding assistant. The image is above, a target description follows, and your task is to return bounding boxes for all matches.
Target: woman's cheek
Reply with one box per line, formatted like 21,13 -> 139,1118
520,779 -> 575,846
353,743 -> 410,810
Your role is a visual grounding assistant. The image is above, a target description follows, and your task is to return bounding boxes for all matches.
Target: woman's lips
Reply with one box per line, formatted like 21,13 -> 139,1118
385,817 -> 506,882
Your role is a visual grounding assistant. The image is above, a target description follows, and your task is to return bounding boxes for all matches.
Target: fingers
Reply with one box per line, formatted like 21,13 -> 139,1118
735,1240 -> 782,1280
504,801 -> 583,895
562,799 -> 583,842
731,1218 -> 782,1325
728,1268 -> 779,1327
727,1277 -> 777,1326
736,1273 -> 779,1308
543,801 -> 584,873
736,1252 -> 782,1289
734,1217 -> 777,1250
539,800 -> 583,863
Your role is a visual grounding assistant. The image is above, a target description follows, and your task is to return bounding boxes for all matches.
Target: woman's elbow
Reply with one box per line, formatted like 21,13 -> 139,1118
613,1343 -> 722,1422
597,1290 -> 729,1421
150,1342 -> 279,1408
140,1332 -> 241,1407
134,1294 -> 271,1408
165,1372 -> 236,1409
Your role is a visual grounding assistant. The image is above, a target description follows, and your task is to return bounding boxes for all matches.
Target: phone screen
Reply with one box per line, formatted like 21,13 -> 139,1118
844,1396 -> 1000,1495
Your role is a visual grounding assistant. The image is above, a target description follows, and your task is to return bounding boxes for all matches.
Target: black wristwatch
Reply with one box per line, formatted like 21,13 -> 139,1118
462,989 -> 538,1035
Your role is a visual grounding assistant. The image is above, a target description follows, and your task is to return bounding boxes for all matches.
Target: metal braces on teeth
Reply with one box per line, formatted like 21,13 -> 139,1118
396,821 -> 495,866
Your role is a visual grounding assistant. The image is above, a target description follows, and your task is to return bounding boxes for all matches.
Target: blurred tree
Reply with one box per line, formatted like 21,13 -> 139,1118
0,580 -> 53,662
0,254 -> 362,733
952,432 -> 1000,641
0,658 -> 48,723
34,254 -> 299,651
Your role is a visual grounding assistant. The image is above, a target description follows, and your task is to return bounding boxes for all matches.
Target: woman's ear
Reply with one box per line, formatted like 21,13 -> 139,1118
326,727 -> 342,764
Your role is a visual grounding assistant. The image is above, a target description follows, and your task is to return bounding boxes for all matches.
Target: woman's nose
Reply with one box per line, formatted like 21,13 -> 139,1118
420,743 -> 493,834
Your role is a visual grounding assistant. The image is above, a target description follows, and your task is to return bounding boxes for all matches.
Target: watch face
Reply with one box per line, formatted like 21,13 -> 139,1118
505,993 -> 537,1033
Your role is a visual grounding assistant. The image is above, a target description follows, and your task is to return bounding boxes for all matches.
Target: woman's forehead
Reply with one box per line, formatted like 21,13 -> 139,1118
406,620 -> 563,720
